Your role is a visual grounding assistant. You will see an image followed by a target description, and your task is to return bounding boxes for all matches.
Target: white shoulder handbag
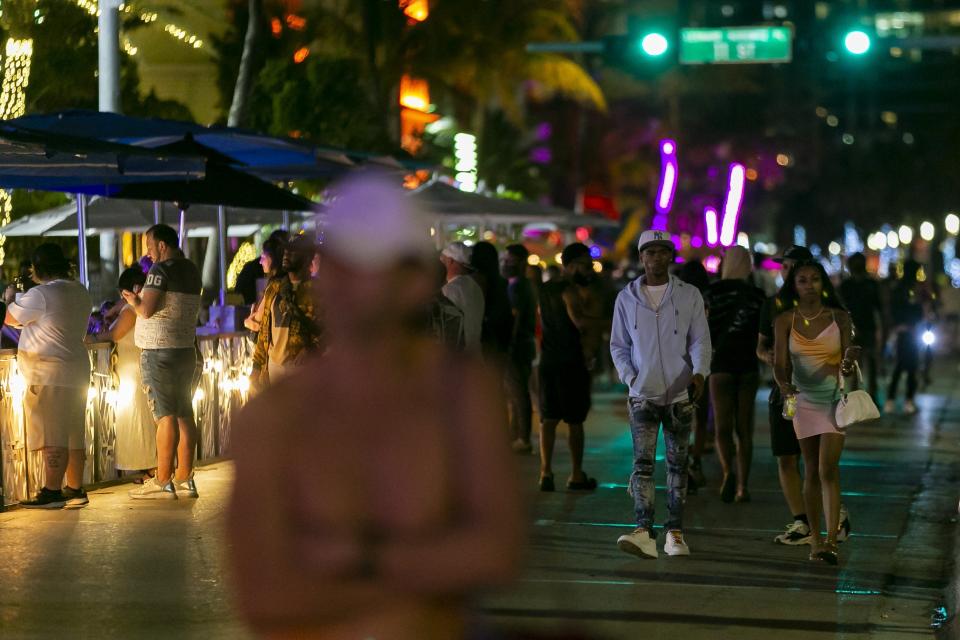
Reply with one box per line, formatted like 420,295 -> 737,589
835,363 -> 880,429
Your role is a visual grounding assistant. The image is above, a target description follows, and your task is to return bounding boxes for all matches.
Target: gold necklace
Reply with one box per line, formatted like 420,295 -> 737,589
797,307 -> 825,327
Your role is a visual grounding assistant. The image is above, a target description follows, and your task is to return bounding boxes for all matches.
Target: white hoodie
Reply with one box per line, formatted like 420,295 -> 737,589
610,275 -> 711,404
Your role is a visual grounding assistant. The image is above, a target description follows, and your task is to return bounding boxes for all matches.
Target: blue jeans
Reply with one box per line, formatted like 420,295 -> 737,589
628,398 -> 694,531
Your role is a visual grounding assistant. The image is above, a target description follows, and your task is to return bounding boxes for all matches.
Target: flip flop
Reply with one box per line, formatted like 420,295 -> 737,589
539,475 -> 555,492
566,476 -> 597,491
720,474 -> 737,503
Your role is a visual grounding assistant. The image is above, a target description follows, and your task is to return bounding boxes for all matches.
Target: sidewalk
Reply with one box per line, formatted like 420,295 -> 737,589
482,369 -> 960,639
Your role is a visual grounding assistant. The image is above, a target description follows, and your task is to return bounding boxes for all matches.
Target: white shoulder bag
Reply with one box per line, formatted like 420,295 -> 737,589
835,363 -> 880,429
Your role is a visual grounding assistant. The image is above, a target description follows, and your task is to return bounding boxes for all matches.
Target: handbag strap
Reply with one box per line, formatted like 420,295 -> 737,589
838,361 -> 863,396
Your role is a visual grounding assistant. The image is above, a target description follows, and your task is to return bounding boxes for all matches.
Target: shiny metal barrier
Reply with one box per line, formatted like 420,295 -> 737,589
0,333 -> 253,507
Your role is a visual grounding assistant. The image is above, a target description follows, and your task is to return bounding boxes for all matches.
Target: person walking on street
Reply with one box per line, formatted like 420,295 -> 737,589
774,260 -> 857,565
123,224 -> 203,500
612,230 -> 711,559
885,260 -> 929,415
228,174 -> 523,640
705,246 -> 765,503
4,244 -> 92,508
250,234 -> 323,388
536,243 -> 604,492
838,253 -> 884,401
502,244 -> 537,454
441,242 -> 485,352
470,241 -> 513,360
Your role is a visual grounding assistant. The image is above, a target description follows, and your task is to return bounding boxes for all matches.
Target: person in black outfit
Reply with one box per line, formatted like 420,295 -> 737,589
502,244 -> 537,453
537,243 -> 603,492
838,253 -> 884,401
469,241 -> 513,359
885,260 -> 928,415
705,246 -> 765,503
235,229 -> 290,305
675,258 -> 712,492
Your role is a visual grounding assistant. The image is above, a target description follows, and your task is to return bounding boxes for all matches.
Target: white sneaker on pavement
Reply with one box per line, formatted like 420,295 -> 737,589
617,528 -> 658,559
172,475 -> 199,498
129,477 -> 177,500
904,400 -> 918,415
664,530 -> 691,556
774,520 -> 812,545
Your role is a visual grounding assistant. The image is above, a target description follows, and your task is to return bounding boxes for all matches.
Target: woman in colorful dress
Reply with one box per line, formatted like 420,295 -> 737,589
773,260 -> 858,564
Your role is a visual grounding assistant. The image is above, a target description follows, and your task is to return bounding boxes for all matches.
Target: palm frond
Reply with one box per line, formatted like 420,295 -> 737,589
526,55 -> 607,111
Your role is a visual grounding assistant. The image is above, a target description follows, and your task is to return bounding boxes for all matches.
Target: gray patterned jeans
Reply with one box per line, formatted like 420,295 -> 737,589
628,398 -> 694,531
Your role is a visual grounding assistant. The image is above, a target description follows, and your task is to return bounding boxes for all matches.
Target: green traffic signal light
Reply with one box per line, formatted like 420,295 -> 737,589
843,30 -> 871,55
639,32 -> 669,57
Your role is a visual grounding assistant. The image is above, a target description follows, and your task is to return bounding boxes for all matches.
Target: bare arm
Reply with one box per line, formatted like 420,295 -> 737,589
94,306 -> 136,343
773,312 -> 796,395
122,288 -> 163,319
757,333 -> 775,367
378,362 -> 525,594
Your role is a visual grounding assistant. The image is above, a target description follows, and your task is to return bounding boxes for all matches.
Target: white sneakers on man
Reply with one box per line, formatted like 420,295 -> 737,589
173,475 -> 199,498
617,528 -> 658,559
128,477 -> 177,500
664,530 -> 691,556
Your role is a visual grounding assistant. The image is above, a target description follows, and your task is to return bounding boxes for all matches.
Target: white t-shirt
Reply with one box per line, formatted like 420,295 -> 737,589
442,275 -> 485,352
642,283 -> 669,310
9,279 -> 92,387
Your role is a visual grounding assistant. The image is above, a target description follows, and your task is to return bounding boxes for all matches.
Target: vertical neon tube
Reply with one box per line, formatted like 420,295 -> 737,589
705,207 -> 719,247
654,139 -> 678,230
719,163 -> 746,247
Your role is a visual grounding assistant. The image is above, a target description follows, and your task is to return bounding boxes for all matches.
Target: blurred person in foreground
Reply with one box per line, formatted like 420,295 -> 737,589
837,253 -> 884,401
705,246 -> 765,503
250,234 -> 323,389
228,174 -> 523,640
4,244 -> 92,508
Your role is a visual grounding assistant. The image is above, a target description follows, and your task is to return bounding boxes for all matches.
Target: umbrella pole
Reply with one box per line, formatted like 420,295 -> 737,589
217,205 -> 228,306
153,200 -> 162,225
76,195 -> 89,287
178,208 -> 188,258
282,210 -> 290,231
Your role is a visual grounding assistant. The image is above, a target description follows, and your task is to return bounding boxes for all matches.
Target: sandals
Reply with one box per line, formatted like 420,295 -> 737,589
720,474 -> 737,503
734,489 -> 751,503
809,542 -> 839,565
538,475 -> 555,492
566,475 -> 598,491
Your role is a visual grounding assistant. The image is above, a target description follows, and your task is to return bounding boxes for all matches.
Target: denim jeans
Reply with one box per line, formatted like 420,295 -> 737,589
628,398 -> 694,531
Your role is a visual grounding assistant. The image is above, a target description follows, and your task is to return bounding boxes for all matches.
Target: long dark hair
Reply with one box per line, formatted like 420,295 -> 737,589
776,259 -> 846,313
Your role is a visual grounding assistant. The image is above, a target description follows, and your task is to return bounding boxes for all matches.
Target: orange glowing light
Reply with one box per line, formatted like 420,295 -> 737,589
399,75 -> 430,112
400,108 -> 439,154
270,18 -> 282,36
285,14 -> 306,30
745,168 -> 759,181
293,47 -> 309,63
401,0 -> 429,22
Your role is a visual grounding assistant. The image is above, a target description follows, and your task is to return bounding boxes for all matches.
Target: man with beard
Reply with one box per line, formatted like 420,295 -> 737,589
251,234 -> 323,388
536,242 -> 605,492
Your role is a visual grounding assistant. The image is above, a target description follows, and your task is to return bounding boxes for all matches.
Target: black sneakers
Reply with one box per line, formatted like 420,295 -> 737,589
62,486 -> 89,509
20,488 -> 67,509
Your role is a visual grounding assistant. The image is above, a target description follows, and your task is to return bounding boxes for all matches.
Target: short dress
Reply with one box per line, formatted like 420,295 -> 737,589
789,312 -> 843,439
114,305 -> 157,470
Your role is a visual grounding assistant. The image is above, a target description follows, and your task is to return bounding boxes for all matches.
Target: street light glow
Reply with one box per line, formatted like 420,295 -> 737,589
641,33 -> 669,57
828,241 -> 842,256
920,221 -> 935,241
898,225 -> 913,245
946,213 -> 960,235
887,231 -> 900,249
844,30 -> 871,55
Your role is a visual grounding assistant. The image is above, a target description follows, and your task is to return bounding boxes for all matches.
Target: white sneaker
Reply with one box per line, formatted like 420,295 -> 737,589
129,477 -> 177,500
883,400 -> 896,415
172,475 -> 199,498
774,520 -> 811,545
904,400 -> 917,415
617,528 -> 658,559
664,530 -> 691,556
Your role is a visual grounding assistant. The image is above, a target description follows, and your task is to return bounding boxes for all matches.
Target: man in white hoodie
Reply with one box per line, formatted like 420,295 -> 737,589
610,230 -> 711,558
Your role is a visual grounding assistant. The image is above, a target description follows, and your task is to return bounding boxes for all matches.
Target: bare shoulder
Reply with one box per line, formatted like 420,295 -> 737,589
774,310 -> 794,331
834,308 -> 852,326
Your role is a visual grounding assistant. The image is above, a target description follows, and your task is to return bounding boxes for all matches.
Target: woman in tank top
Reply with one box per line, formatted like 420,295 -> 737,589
773,260 -> 858,565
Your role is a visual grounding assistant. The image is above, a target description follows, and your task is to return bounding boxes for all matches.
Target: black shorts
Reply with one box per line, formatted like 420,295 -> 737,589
768,386 -> 800,457
539,362 -> 591,424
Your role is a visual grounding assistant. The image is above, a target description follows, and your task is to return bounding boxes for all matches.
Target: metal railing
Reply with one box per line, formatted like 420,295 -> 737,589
0,333 -> 253,507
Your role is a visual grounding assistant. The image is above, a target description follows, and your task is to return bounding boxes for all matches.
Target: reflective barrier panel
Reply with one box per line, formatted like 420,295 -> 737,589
0,333 -> 253,507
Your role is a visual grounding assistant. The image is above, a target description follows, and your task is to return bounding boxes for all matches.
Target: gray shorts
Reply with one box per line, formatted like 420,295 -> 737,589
140,347 -> 201,421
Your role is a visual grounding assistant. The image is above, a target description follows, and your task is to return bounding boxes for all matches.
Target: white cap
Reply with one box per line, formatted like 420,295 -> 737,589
321,172 -> 435,269
441,241 -> 472,266
638,229 -> 675,252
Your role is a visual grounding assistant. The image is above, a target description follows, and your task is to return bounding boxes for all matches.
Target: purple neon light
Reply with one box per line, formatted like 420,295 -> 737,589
719,163 -> 746,247
652,213 -> 668,232
705,207 -> 719,246
690,236 -> 704,248
655,139 -> 678,216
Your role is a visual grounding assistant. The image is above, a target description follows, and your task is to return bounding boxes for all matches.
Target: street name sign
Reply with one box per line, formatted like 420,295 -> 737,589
680,26 -> 792,65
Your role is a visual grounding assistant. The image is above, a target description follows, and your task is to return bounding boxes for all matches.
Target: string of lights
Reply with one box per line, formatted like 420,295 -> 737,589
0,37 -> 33,265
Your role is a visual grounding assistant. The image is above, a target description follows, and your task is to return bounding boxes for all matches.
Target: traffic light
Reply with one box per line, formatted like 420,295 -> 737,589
638,31 -> 670,57
843,29 -> 871,55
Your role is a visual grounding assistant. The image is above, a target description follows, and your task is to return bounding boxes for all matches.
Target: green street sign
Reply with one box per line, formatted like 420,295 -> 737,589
680,26 -> 792,65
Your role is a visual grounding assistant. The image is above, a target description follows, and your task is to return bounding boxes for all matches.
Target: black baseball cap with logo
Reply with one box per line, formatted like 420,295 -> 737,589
773,245 -> 813,264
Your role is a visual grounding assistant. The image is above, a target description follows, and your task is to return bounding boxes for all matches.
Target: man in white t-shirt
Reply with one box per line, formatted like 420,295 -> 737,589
4,243 -> 92,509
610,230 -> 711,558
440,242 -> 484,352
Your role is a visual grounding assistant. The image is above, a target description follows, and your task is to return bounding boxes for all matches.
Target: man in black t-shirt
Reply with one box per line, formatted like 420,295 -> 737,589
838,253 -> 883,400
536,243 -> 604,492
502,244 -> 537,453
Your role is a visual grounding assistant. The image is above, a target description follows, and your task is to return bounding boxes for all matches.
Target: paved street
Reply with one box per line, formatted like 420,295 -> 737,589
0,367 -> 957,639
